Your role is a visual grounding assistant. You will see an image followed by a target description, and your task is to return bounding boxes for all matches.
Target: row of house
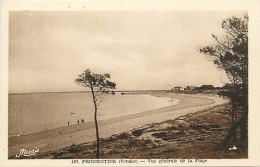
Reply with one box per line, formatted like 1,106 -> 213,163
171,84 -> 237,95
172,86 -> 197,91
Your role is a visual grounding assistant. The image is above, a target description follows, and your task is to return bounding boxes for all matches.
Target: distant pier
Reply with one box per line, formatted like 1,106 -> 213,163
121,92 -> 147,95
120,90 -> 169,95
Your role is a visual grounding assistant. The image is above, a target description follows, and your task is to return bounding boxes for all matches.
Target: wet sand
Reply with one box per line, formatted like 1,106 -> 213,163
8,93 -> 228,157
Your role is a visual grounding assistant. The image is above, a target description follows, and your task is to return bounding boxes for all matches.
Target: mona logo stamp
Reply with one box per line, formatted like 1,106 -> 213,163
15,148 -> 40,158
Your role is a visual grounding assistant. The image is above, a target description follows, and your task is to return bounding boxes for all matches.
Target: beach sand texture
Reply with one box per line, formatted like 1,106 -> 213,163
8,93 -> 228,157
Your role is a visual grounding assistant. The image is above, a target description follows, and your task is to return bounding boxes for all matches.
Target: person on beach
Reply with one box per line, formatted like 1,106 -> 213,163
68,121 -> 69,126
81,119 -> 84,123
77,120 -> 79,124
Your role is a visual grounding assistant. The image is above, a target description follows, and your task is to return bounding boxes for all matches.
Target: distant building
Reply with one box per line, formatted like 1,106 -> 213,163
184,86 -> 196,91
173,86 -> 184,91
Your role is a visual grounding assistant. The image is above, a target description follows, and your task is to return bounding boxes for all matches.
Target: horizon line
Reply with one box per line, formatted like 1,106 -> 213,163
8,89 -> 172,95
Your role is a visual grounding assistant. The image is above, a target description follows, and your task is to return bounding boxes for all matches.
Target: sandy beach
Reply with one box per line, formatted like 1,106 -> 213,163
9,93 -> 228,157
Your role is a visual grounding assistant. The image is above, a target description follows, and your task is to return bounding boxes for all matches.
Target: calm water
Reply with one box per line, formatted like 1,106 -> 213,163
8,92 -> 179,137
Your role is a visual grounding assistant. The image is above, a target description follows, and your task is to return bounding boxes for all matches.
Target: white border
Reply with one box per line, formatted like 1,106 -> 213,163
1,0 -> 260,166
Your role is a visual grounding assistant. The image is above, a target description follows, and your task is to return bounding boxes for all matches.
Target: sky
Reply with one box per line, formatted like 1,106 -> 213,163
9,11 -> 245,93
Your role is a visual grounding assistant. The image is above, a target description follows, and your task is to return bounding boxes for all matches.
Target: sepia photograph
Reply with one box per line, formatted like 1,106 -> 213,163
1,1 -> 260,166
7,10 -> 249,159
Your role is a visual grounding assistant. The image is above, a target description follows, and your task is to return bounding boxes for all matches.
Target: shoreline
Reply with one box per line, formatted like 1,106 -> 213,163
8,93 -> 178,138
8,93 -> 228,157
34,102 -> 246,159
8,94 -> 180,138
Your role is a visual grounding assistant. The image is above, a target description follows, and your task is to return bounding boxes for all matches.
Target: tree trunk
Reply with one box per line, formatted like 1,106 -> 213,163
240,81 -> 248,141
240,57 -> 248,141
90,82 -> 100,159
222,119 -> 240,147
231,99 -> 237,142
240,105 -> 248,141
240,120 -> 247,141
222,111 -> 247,147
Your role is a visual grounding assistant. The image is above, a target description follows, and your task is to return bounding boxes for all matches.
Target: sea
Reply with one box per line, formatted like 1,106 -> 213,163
8,92 -> 179,137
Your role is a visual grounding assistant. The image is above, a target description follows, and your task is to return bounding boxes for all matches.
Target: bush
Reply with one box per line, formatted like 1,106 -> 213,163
117,132 -> 129,139
152,132 -> 167,138
132,129 -> 143,137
